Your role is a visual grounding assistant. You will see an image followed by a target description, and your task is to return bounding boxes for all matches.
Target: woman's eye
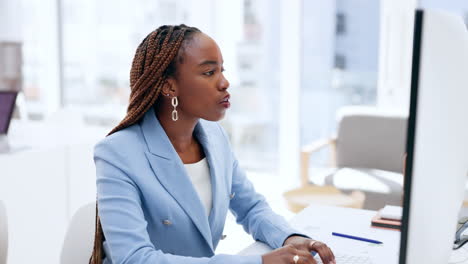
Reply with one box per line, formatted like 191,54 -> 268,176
203,70 -> 215,76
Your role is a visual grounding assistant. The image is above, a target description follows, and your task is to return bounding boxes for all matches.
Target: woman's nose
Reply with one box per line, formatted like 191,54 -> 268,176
219,74 -> 230,90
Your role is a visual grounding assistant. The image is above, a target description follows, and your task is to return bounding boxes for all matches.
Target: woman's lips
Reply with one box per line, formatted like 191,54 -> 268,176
219,95 -> 230,108
220,101 -> 230,108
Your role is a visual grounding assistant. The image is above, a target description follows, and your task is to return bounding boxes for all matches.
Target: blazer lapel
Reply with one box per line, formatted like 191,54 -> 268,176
140,109 -> 213,251
194,122 -> 228,246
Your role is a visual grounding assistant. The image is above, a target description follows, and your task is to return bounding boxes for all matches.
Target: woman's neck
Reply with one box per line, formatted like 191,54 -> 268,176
155,105 -> 199,154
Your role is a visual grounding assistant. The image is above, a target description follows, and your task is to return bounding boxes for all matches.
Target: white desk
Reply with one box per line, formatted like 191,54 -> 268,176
0,120 -> 108,264
239,205 -> 401,263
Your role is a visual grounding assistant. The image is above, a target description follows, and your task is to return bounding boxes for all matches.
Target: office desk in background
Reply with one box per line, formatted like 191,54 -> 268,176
0,120 -> 108,264
239,205 -> 401,264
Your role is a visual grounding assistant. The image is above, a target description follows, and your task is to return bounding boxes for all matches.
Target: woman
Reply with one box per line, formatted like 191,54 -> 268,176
90,24 -> 336,264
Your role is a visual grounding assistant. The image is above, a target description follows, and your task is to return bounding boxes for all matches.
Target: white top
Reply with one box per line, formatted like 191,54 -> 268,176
184,157 -> 212,216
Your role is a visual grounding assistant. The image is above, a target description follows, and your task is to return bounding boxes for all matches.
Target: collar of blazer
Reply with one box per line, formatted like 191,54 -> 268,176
140,108 -> 224,252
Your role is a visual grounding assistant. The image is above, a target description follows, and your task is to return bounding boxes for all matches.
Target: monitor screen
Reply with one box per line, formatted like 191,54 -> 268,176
0,91 -> 17,134
400,9 -> 468,264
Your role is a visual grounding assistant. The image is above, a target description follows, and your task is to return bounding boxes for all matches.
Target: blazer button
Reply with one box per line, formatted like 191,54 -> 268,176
229,192 -> 236,199
221,234 -> 227,240
163,219 -> 172,226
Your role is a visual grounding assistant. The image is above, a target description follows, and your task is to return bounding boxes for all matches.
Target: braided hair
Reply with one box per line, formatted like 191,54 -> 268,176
89,24 -> 201,264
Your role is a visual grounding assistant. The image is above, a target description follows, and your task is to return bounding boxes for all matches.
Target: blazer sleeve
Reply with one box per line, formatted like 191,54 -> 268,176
95,143 -> 263,264
228,157 -> 307,249
217,128 -> 308,249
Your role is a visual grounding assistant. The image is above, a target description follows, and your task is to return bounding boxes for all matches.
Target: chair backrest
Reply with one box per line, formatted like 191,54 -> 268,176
335,106 -> 408,173
60,202 -> 96,264
0,201 -> 7,264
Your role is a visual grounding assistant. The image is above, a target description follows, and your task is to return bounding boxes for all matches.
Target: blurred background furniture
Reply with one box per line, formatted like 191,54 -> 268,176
283,185 -> 365,213
60,202 -> 95,264
0,200 -> 8,264
300,106 -> 408,210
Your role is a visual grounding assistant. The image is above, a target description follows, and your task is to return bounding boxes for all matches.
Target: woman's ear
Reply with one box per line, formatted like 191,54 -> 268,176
161,78 -> 178,97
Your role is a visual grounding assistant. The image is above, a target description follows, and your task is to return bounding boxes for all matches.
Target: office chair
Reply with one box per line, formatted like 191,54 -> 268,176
60,202 -> 95,264
300,106 -> 407,210
0,200 -> 8,264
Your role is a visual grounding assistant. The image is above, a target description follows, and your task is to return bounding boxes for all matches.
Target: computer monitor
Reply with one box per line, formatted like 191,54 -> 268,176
0,91 -> 17,153
0,91 -> 17,135
400,9 -> 468,264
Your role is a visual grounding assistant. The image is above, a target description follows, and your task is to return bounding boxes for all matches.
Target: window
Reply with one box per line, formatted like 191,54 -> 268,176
336,12 -> 346,35
465,12 -> 468,28
334,54 -> 347,70
58,0 -> 280,171
301,0 -> 379,162
21,0 -> 62,116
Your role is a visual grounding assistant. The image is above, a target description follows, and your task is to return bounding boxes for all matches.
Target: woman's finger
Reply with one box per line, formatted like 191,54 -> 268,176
311,242 -> 335,264
327,246 -> 335,263
297,250 -> 317,264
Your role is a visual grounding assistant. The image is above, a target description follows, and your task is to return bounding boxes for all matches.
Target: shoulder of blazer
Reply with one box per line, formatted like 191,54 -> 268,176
94,123 -> 145,164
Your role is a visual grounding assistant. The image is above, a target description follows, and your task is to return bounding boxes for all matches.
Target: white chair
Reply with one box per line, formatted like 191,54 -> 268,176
60,202 -> 95,264
0,200 -> 8,264
301,106 -> 408,210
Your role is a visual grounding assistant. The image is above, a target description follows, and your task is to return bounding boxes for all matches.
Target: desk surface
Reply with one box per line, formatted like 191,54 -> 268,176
239,205 -> 401,264
0,120 -> 107,264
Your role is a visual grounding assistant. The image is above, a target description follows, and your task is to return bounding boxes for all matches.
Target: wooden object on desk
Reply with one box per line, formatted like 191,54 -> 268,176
283,185 -> 365,213
371,213 -> 401,230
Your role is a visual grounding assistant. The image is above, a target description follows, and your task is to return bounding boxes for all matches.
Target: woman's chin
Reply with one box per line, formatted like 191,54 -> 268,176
203,111 -> 226,122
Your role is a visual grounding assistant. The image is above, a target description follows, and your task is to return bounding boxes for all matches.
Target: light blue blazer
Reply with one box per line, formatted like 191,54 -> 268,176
95,108 -> 303,264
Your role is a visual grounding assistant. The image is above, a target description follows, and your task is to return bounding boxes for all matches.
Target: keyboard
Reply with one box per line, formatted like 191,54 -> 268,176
315,253 -> 373,264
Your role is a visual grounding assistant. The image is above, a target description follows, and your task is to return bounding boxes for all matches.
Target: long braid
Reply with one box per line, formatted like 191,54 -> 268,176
90,24 -> 201,264
127,30 -> 184,112
129,27 -> 176,97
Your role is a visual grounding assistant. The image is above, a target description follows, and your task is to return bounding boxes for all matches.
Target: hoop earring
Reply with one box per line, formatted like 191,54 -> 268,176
171,96 -> 178,121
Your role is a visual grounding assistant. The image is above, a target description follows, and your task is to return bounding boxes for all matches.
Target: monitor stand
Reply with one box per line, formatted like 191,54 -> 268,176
0,135 -> 11,154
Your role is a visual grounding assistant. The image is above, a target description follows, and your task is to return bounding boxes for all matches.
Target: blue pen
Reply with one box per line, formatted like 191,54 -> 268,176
332,232 -> 383,244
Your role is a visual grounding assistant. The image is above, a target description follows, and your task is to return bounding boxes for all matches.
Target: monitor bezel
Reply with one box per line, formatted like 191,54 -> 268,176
399,9 -> 423,264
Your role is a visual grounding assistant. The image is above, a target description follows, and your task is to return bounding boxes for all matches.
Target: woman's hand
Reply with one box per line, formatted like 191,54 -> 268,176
262,244 -> 318,264
282,236 -> 336,264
